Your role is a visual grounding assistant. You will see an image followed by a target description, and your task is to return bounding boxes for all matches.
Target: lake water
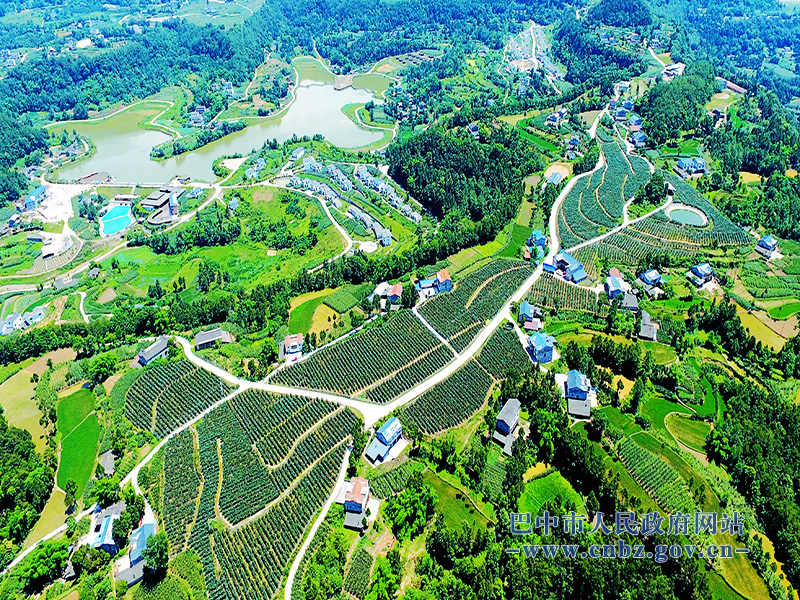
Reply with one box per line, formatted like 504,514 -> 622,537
100,205 -> 134,236
668,207 -> 706,226
55,76 -> 382,184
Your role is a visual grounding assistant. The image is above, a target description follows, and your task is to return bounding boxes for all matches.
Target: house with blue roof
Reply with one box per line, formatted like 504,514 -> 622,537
290,147 -> 305,161
627,114 -> 642,127
688,263 -> 714,287
675,157 -> 707,178
129,522 -> 155,565
188,187 -> 202,199
622,100 -> 634,111
255,157 -> 266,170
566,370 -> 592,418
756,234 -> 778,258
615,108 -> 628,121
24,186 -> 48,211
518,301 -> 534,324
529,332 -> 556,364
546,172 -> 563,186
631,131 -> 647,147
640,269 -> 663,287
92,513 -> 119,555
245,167 -> 258,180
554,252 -> 588,283
493,398 -> 521,456
365,416 -> 403,464
605,275 -> 626,299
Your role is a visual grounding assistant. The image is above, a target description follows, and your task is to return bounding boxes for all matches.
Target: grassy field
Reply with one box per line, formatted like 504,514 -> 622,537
665,414 -> 712,453
421,469 -> 490,529
23,489 -> 66,550
639,393 -> 692,440
0,369 -> 46,453
518,471 -> 584,515
57,388 -> 95,436
57,414 -> 100,496
736,305 -> 787,350
288,289 -> 336,333
768,301 -> 800,320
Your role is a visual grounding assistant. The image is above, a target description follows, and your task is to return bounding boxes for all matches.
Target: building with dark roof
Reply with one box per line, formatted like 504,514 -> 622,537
343,477 -> 370,531
195,327 -> 233,350
136,337 -> 169,367
639,311 -> 657,341
493,398 -> 521,456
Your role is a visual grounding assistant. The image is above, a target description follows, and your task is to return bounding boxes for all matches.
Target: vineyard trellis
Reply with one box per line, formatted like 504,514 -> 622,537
528,274 -> 606,314
273,311 -> 452,402
343,547 -> 373,600
617,437 -> 695,514
418,259 -> 535,353
125,359 -> 234,438
153,390 -> 356,600
401,360 -> 493,435
476,327 -> 531,380
369,461 -> 426,498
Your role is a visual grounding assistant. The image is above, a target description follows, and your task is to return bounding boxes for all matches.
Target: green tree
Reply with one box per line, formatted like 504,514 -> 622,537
89,477 -> 121,508
88,353 -> 116,386
142,531 -> 169,577
64,478 -> 78,509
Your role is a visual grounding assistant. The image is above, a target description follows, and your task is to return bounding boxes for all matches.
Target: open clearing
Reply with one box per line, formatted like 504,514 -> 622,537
0,370 -> 46,453
57,414 -> 100,496
519,471 -> 584,515
665,414 -> 712,453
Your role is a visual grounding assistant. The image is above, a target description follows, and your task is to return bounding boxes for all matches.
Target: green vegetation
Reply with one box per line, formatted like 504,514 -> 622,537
56,412 -> 100,498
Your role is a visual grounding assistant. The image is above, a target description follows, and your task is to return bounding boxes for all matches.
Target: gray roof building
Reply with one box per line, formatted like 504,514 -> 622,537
195,327 -> 233,350
99,450 -> 116,477
137,336 -> 169,367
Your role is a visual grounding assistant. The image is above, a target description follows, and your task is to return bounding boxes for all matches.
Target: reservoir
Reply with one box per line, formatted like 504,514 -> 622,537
53,63 -> 384,184
667,205 -> 707,226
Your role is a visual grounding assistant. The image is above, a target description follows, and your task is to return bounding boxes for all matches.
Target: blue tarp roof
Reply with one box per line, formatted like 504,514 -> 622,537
759,235 -> 777,248
567,369 -> 589,393
378,417 -> 402,442
129,522 -> 155,564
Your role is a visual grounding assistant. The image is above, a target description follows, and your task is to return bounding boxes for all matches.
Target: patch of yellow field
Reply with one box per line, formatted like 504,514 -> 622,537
289,288 -> 335,311
740,171 -> 762,184
98,287 -> 117,304
735,305 -> 788,351
310,303 -> 339,334
523,462 -> 550,482
787,169 -> 798,178
23,489 -> 66,549
543,163 -> 570,180
27,348 -> 78,375
612,374 -> 635,401
0,370 -> 46,453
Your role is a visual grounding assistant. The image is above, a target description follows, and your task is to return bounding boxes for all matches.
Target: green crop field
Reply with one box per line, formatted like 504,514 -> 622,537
666,415 -> 712,453
57,413 -> 100,495
422,469 -> 490,529
518,471 -> 584,516
57,388 -> 95,436
768,301 -> 800,319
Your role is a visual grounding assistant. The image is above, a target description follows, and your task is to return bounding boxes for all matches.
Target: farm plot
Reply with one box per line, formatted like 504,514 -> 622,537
125,359 -> 235,438
162,429 -> 202,553
527,274 -> 605,314
343,547 -> 374,599
596,141 -> 632,221
155,393 -> 353,600
418,259 -> 535,352
617,437 -> 695,514
558,170 -> 607,246
273,311 -> 452,401
476,327 -> 531,380
590,228 -> 700,266
401,360 -> 493,436
369,461 -> 426,498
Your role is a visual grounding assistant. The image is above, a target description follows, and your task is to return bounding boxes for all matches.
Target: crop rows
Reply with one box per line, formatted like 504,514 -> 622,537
662,173 -> 749,246
219,406 -> 357,524
481,461 -> 506,503
210,448 -> 345,600
476,327 -> 531,380
419,259 -> 534,352
369,461 -> 426,498
162,429 -> 202,553
229,390 -> 336,465
175,392 -> 351,600
626,154 -> 652,199
558,170 -> 607,245
597,141 -> 631,220
343,548 -> 374,599
617,438 -> 694,514
125,359 -> 233,438
401,360 -> 493,435
592,229 -> 699,265
528,274 -> 605,314
273,311 -> 452,400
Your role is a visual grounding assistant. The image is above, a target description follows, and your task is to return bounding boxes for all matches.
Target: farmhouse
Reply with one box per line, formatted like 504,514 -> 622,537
621,293 -> 639,312
688,263 -> 714,287
99,450 -> 116,477
435,269 -> 452,292
528,332 -> 556,364
664,62 -> 686,79
387,283 -> 403,304
0,313 -> 25,336
547,107 -> 568,128
639,269 -> 663,286
716,77 -> 746,95
115,522 -> 156,586
365,416 -> 403,464
565,370 -> 592,418
374,223 -> 393,247
290,147 -> 305,161
605,275 -> 626,299
639,310 -> 658,342
195,327 -> 233,350
544,252 -> 588,284
493,398 -> 521,456
91,502 -> 126,556
545,171 -> 563,186
631,131 -> 647,148
674,157 -> 706,179
282,333 -> 304,362
135,336 -> 169,367
24,185 -> 49,211
22,306 -> 45,327
467,122 -> 480,139
756,234 -> 778,258
618,81 -> 630,93
343,477 -> 370,531
518,301 -> 543,325
303,156 -> 324,173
